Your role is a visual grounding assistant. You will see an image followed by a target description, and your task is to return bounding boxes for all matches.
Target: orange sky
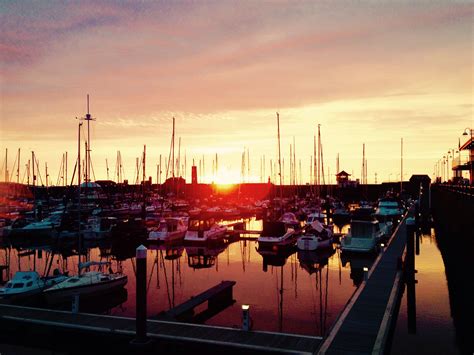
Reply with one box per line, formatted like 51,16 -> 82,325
1,1 -> 472,185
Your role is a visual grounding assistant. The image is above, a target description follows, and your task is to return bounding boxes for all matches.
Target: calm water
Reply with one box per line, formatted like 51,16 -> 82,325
0,218 -> 373,337
390,228 -> 465,354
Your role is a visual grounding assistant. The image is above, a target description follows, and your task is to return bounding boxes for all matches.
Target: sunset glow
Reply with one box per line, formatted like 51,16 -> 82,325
0,1 -> 472,184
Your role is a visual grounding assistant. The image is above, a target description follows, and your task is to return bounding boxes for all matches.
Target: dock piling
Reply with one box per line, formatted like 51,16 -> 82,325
131,244 -> 150,346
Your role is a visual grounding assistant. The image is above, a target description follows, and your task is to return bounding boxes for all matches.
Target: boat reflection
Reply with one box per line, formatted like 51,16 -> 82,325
185,242 -> 227,269
297,247 -> 335,275
340,251 -> 376,286
256,246 -> 296,272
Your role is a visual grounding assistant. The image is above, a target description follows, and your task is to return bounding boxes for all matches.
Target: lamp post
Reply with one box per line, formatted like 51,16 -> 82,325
463,128 -> 473,185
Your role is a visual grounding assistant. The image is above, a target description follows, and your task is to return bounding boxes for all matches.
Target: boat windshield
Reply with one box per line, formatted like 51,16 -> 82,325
351,222 -> 377,238
188,219 -> 214,231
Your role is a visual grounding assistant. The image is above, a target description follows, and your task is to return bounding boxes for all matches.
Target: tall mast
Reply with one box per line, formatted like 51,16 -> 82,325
77,122 -> 82,275
106,158 -> 109,180
317,124 -> 321,198
32,151 -> 36,220
401,138 -> 403,194
65,151 -> 68,186
172,117 -> 175,178
277,112 -> 283,208
362,143 -> 365,184
4,148 -> 8,183
17,148 -> 20,184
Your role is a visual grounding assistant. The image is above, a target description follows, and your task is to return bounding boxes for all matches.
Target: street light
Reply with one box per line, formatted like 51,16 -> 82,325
463,128 -> 473,185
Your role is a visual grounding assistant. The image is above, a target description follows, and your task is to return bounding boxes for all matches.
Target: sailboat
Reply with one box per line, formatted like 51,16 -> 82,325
43,100 -> 127,304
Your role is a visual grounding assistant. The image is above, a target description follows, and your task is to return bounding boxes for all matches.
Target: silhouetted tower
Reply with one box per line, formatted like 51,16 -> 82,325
192,166 -> 198,185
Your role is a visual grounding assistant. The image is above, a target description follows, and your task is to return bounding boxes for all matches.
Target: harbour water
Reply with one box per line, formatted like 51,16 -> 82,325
0,218 -> 368,337
390,227 -> 470,354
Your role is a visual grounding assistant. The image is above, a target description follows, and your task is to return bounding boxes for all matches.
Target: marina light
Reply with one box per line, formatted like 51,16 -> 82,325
363,267 -> 369,281
363,267 -> 369,272
242,304 -> 251,331
381,243 -> 385,248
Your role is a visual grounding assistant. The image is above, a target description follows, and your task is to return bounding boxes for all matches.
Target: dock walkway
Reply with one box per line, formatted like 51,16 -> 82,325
318,210 -> 411,354
0,303 -> 321,354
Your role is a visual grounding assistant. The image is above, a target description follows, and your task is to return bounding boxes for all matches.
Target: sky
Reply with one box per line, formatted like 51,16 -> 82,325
0,1 -> 472,185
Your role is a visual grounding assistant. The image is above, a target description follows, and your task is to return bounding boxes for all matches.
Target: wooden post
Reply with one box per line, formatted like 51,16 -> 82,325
131,245 -> 150,346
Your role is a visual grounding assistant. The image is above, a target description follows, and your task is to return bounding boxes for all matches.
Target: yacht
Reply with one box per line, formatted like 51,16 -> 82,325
43,263 -> 127,304
0,270 -> 68,301
341,219 -> 384,253
297,220 -> 333,251
257,221 -> 296,250
375,197 -> 404,222
184,218 -> 227,243
9,211 -> 63,237
306,211 -> 327,225
148,217 -> 188,242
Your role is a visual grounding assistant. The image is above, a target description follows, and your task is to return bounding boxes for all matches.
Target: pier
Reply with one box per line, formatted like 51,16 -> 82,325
157,280 -> 236,322
318,209 -> 411,354
0,303 -> 322,354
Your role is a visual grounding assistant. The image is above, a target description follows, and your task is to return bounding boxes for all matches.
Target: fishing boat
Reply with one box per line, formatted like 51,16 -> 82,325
0,270 -> 68,301
297,220 -> 333,251
257,221 -> 296,250
148,217 -> 188,242
184,218 -> 227,243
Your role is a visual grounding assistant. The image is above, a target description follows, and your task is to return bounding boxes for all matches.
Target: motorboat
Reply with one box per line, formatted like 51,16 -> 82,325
0,270 -> 68,301
83,217 -> 118,240
279,212 -> 301,230
184,218 -> 227,243
375,197 -> 404,223
43,262 -> 127,304
306,211 -> 327,225
8,211 -> 63,237
148,217 -> 188,242
257,221 -> 296,250
297,220 -> 333,251
341,218 -> 384,253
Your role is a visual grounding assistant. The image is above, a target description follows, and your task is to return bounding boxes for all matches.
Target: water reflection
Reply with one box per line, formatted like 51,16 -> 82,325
340,251 -> 376,287
0,217 -> 363,336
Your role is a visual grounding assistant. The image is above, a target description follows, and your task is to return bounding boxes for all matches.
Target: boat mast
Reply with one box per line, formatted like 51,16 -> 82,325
32,151 -> 36,220
277,112 -> 283,213
317,124 -> 321,199
400,138 -> 403,194
78,122 -> 82,276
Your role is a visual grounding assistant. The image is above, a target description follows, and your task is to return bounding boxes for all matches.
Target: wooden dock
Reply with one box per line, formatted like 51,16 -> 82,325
318,210 -> 411,354
157,280 -> 236,322
0,303 -> 322,354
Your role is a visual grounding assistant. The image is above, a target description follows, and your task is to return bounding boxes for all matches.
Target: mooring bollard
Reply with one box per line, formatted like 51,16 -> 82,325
132,244 -> 149,345
72,294 -> 80,313
242,304 -> 250,331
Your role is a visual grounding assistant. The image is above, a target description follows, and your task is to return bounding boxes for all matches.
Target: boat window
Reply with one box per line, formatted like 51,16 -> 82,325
26,281 -> 33,287
351,223 -> 376,238
5,283 -> 12,288
68,278 -> 80,283
13,283 -> 24,288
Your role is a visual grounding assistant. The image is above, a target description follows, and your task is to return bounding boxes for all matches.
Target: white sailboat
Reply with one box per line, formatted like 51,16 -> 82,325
43,102 -> 127,304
